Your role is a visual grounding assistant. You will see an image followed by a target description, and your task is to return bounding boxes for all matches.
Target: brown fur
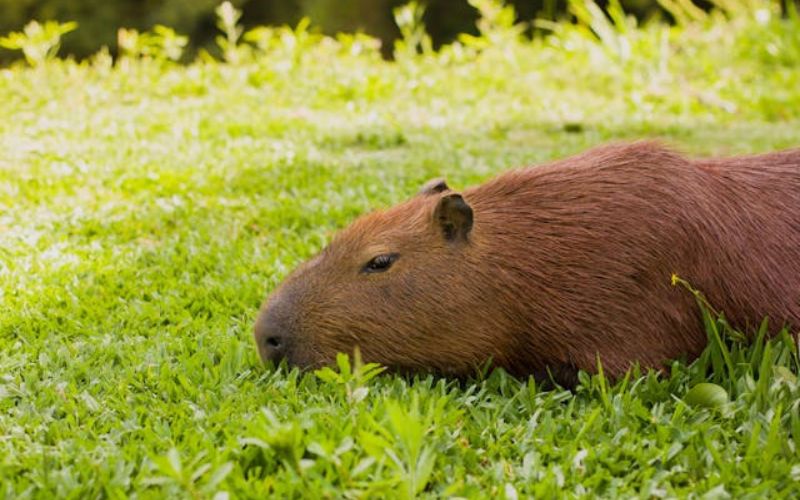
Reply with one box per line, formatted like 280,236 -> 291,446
254,142 -> 800,384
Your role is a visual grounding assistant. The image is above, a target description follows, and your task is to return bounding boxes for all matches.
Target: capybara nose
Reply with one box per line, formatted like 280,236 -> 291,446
254,310 -> 290,364
262,331 -> 286,362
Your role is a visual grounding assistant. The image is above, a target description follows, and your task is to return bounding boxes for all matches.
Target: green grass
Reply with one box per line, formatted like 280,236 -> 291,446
2,0 -> 800,497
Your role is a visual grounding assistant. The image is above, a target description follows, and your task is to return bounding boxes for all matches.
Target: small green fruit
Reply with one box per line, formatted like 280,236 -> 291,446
684,383 -> 728,408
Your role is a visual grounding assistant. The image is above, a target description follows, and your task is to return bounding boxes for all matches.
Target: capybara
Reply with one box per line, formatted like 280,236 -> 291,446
254,142 -> 800,385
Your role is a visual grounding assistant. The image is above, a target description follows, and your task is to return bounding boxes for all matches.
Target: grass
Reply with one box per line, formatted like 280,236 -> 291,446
1,0 -> 800,496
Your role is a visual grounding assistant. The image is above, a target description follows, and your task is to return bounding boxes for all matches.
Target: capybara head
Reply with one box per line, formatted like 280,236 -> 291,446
254,179 -> 511,375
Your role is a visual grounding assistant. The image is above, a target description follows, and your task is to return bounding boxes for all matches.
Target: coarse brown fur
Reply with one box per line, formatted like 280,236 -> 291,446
254,142 -> 800,385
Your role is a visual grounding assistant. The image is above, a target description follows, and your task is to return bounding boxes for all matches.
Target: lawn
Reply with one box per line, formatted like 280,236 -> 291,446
1,0 -> 800,497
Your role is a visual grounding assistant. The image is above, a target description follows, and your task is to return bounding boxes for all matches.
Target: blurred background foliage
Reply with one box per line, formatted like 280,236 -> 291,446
0,0 -> 721,61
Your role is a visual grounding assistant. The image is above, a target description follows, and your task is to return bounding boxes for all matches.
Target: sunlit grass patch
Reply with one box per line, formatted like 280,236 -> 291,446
1,0 -> 799,496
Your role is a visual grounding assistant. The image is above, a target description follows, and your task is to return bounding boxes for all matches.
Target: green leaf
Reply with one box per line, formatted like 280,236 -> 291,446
684,383 -> 728,409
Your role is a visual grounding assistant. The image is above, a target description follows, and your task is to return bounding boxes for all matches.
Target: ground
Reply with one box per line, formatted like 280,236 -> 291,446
1,0 -> 800,497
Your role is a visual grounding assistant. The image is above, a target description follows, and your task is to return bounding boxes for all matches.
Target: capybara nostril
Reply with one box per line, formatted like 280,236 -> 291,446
262,333 -> 287,363
258,329 -> 287,363
253,305 -> 292,364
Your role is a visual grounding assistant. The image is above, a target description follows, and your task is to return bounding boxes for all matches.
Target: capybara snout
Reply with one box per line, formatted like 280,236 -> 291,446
255,142 -> 800,381
254,292 -> 294,364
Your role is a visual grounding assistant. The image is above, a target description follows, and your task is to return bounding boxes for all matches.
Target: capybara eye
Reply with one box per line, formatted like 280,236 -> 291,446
362,253 -> 399,274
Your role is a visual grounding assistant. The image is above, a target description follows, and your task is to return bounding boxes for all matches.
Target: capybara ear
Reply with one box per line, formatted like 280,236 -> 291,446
418,178 -> 449,195
434,193 -> 473,242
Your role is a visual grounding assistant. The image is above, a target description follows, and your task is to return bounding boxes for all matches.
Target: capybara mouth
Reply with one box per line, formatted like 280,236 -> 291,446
281,352 -> 326,371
